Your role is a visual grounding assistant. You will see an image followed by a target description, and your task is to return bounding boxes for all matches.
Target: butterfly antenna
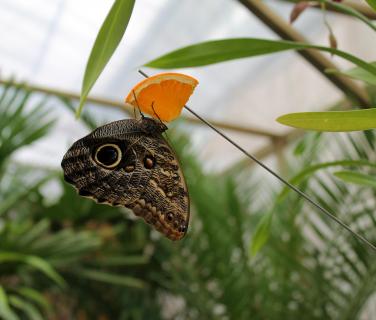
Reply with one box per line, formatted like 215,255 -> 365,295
132,90 -> 145,119
151,101 -> 163,124
151,101 -> 172,144
138,69 -> 376,253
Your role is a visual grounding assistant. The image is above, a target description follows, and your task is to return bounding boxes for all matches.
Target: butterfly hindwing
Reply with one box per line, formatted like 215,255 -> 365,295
61,118 -> 189,240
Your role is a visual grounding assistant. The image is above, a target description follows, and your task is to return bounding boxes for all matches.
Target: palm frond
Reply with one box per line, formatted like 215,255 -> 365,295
0,83 -> 54,171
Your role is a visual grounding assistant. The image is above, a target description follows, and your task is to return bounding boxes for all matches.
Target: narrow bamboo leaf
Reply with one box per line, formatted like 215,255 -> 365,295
0,286 -> 18,320
144,38 -> 376,77
78,269 -> 146,288
326,62 -> 376,86
333,170 -> 376,188
23,256 -> 66,289
17,220 -> 50,247
0,252 -> 66,288
59,97 -> 98,130
279,160 -> 376,199
276,109 -> 376,132
95,255 -> 149,266
323,0 -> 376,32
16,287 -> 51,312
77,0 -> 135,117
9,295 -> 43,320
0,175 -> 54,216
365,0 -> 376,12
250,211 -> 274,256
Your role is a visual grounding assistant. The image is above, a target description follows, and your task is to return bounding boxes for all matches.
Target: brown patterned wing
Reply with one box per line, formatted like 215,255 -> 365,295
128,132 -> 189,241
61,118 -> 189,241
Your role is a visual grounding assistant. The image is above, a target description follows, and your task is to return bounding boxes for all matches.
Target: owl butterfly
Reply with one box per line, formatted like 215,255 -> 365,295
61,117 -> 189,240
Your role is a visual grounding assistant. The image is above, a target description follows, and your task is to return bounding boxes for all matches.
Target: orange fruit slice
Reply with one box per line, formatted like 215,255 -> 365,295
125,72 -> 199,122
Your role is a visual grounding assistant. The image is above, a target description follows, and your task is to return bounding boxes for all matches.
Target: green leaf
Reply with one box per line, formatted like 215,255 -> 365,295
95,255 -> 149,267
16,220 -> 50,247
77,0 -> 135,117
326,62 -> 376,86
16,287 -> 51,312
276,108 -> 376,132
333,170 -> 376,188
0,175 -> 54,216
0,252 -> 66,288
365,0 -> 376,12
9,295 -> 43,320
24,255 -> 66,288
250,211 -> 274,256
144,38 -> 376,77
323,0 -> 376,33
0,286 -> 18,320
279,160 -> 376,199
78,269 -> 146,289
59,97 -> 98,130
0,85 -> 54,170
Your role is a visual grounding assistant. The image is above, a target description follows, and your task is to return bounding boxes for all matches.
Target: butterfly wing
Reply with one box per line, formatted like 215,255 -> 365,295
61,118 -> 189,240
130,132 -> 189,240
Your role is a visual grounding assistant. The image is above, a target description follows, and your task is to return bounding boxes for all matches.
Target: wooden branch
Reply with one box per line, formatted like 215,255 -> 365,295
237,0 -> 371,107
0,78 -> 281,139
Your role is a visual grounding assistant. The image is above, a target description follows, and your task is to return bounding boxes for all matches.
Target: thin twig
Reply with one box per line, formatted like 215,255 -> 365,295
138,69 -> 376,253
0,78 -> 280,139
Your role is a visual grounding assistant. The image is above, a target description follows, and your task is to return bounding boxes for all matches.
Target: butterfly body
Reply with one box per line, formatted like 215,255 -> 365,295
61,118 -> 189,240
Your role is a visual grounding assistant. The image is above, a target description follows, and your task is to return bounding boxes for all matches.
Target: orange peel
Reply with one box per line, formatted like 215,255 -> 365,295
125,72 -> 198,122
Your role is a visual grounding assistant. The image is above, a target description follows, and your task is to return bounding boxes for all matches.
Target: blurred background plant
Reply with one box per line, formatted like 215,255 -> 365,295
1,81 -> 376,319
2,0 -> 376,319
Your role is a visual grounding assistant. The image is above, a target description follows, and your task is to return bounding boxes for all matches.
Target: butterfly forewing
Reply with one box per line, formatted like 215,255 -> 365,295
61,118 -> 189,240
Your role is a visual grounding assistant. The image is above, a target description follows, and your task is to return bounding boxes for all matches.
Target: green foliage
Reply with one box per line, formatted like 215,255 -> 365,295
73,0 -> 376,134
276,1 -> 376,132
250,209 -> 273,257
279,159 -> 376,199
161,129 -> 376,319
327,63 -> 376,86
0,82 -> 54,172
0,286 -> 18,320
141,0 -> 376,133
77,0 -> 135,117
334,170 -> 376,188
77,269 -> 146,289
277,60 -> 376,132
365,0 -> 376,12
276,109 -> 376,131
322,0 -> 376,32
0,85 -> 161,318
0,252 -> 65,288
144,38 -> 376,75
2,82 -> 376,318
3,1 -> 376,318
